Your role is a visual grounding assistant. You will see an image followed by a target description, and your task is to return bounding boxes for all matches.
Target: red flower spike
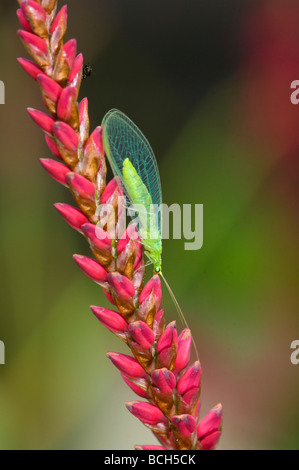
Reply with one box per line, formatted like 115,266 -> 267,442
151,368 -> 176,394
90,305 -> 128,333
73,255 -> 108,284
177,361 -> 202,396
54,203 -> 88,232
107,352 -> 147,378
196,404 -> 223,442
40,158 -> 69,185
121,374 -> 148,398
171,414 -> 196,438
17,9 -> 32,32
16,0 -> 222,449
128,321 -> 155,349
17,30 -> 49,68
126,401 -> 167,426
174,329 -> 192,373
63,39 -> 77,70
17,57 -> 42,81
44,134 -> 61,158
27,107 -> 55,134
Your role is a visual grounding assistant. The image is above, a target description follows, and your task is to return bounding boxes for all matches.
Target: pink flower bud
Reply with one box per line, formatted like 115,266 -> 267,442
128,321 -> 155,349
40,158 -> 69,185
17,57 -> 42,80
54,203 -> 88,231
156,321 -> 177,353
174,329 -> 191,372
45,135 -> 61,158
108,272 -> 135,301
57,86 -> 77,122
73,255 -> 108,284
21,0 -> 47,38
53,121 -> 79,151
62,39 -> 76,71
82,223 -> 112,251
177,361 -> 201,396
66,173 -> 95,200
17,9 -> 32,32
171,414 -> 196,437
107,352 -> 146,378
100,178 -> 121,204
21,0 -> 47,24
200,431 -> 221,450
27,107 -> 55,134
197,404 -> 223,441
68,53 -> 83,85
151,368 -> 176,394
50,5 -> 68,55
37,74 -> 62,104
79,98 -> 89,144
17,30 -> 49,67
126,401 -> 167,426
90,305 -> 127,333
139,275 -> 162,307
121,374 -> 148,398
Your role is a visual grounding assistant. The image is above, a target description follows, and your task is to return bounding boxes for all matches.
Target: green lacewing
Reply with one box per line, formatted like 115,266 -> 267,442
101,109 -> 199,360
102,109 -> 162,273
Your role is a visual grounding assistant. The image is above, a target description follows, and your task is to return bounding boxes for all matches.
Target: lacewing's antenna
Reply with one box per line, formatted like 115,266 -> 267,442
160,272 -> 199,362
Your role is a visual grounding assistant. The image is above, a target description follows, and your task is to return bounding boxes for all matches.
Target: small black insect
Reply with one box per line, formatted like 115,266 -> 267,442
83,64 -> 93,79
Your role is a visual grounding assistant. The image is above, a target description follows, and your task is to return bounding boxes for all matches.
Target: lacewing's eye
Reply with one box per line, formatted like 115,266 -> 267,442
155,266 -> 161,273
83,64 -> 93,79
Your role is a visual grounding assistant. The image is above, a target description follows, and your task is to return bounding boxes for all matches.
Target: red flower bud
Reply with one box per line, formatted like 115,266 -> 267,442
174,329 -> 191,372
90,305 -> 127,333
73,255 -> 108,284
107,352 -> 146,378
151,368 -> 176,394
54,203 -> 88,231
27,107 -> 55,134
126,401 -> 167,426
40,158 -> 69,185
171,414 -> 196,437
197,404 -> 223,442
177,361 -> 201,396
128,321 -> 155,349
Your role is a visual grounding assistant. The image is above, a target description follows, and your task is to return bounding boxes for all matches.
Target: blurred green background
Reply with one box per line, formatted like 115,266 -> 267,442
0,0 -> 298,449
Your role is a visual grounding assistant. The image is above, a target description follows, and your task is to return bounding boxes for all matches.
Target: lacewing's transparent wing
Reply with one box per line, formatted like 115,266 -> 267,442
102,109 -> 162,234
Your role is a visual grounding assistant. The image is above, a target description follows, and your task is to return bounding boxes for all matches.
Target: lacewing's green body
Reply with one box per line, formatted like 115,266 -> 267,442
102,109 -> 162,272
